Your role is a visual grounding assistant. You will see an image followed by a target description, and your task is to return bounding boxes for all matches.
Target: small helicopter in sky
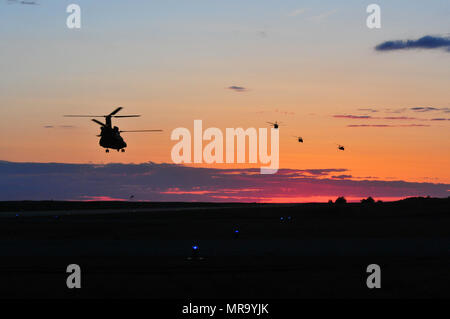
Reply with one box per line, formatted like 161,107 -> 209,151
267,121 -> 282,129
338,144 -> 345,151
64,107 -> 162,152
293,136 -> 303,143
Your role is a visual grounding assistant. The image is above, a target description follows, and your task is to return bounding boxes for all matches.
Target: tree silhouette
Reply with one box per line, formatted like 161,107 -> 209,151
335,196 -> 347,205
361,196 -> 375,204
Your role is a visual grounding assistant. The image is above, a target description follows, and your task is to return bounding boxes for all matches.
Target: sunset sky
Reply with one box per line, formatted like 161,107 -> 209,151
1,1 -> 449,201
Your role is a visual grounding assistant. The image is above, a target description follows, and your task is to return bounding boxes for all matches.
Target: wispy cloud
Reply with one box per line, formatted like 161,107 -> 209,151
347,124 -> 430,128
336,107 -> 450,126
7,0 -> 39,5
334,115 -> 419,120
384,108 -> 408,114
358,108 -> 379,113
275,109 -> 295,116
383,116 -> 420,120
0,161 -> 447,202
331,174 -> 353,179
356,107 -> 449,114
287,9 -> 306,17
410,107 -> 450,113
375,35 -> 450,53
410,107 -> 440,112
227,86 -> 248,92
334,115 -> 371,119
309,9 -> 337,22
347,124 -> 391,127
44,125 -> 75,129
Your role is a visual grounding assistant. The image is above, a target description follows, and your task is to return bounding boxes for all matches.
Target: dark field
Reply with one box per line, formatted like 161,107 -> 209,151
0,198 -> 449,299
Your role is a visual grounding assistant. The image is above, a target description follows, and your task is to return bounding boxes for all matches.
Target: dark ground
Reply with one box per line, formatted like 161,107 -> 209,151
0,197 -> 449,299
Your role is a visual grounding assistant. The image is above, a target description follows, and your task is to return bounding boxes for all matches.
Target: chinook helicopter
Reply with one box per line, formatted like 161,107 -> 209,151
267,121 -> 283,129
64,107 -> 162,152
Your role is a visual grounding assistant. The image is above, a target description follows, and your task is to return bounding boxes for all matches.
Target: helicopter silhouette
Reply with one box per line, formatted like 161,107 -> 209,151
338,145 -> 345,151
267,121 -> 282,129
64,107 -> 162,153
293,136 -> 303,143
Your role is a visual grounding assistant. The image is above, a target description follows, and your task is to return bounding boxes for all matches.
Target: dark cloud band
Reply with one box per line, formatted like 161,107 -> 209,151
0,161 -> 447,202
375,35 -> 450,52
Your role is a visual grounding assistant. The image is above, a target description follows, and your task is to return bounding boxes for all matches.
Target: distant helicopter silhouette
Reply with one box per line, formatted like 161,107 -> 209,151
338,145 -> 345,151
267,121 -> 282,129
64,107 -> 162,152
293,136 -> 303,143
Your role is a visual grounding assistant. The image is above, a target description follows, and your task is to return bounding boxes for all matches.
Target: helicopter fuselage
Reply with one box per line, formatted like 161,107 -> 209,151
99,127 -> 127,150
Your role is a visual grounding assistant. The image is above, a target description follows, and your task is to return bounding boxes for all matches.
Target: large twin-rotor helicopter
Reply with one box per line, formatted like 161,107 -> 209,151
64,107 -> 162,153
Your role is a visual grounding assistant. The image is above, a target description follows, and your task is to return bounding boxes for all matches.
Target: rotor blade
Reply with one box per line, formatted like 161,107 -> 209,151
64,115 -> 106,117
266,122 -> 274,125
109,107 -> 123,116
113,115 -> 141,118
92,119 -> 105,126
120,130 -> 163,133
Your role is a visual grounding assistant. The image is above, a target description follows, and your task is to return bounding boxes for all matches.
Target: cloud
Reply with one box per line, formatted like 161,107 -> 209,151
347,124 -> 430,128
300,168 -> 347,176
0,161 -> 448,202
383,116 -> 420,120
384,108 -> 407,114
335,108 -> 450,126
347,124 -> 391,127
287,9 -> 306,17
44,125 -> 75,129
331,175 -> 353,179
356,108 -> 407,114
375,35 -> 450,53
7,0 -> 39,5
334,115 -> 371,119
358,108 -> 378,113
20,1 -> 38,5
346,107 -> 450,118
411,107 -> 440,112
398,124 -> 430,127
410,107 -> 450,113
275,109 -> 295,116
227,86 -> 247,92
309,9 -> 338,22
334,115 -> 419,120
